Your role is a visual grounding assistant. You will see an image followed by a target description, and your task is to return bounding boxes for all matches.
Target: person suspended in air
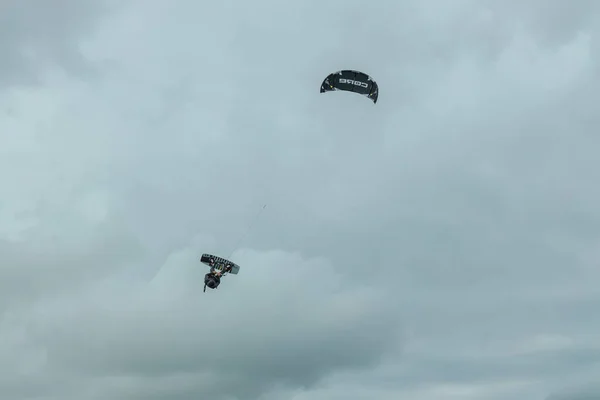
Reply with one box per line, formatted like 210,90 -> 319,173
199,255 -> 241,293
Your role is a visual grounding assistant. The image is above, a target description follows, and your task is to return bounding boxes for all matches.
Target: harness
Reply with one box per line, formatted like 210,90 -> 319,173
211,262 -> 232,276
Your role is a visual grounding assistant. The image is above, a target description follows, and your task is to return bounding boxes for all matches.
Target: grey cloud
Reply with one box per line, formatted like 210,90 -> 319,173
548,383 -> 600,400
0,249 -> 401,400
0,220 -> 142,309
1,0 -> 600,399
0,0 -> 112,89
482,0 -> 600,47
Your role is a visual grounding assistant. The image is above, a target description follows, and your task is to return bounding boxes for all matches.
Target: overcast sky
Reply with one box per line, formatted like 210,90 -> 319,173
1,1 -> 600,399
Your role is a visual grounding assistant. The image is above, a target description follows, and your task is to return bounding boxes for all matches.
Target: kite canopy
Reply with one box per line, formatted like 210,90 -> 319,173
200,253 -> 240,275
320,69 -> 379,103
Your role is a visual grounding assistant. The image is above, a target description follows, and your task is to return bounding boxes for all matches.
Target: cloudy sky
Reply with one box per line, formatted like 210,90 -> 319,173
1,1 -> 600,399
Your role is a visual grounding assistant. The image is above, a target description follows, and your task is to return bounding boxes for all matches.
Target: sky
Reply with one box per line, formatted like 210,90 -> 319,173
1,0 -> 600,399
